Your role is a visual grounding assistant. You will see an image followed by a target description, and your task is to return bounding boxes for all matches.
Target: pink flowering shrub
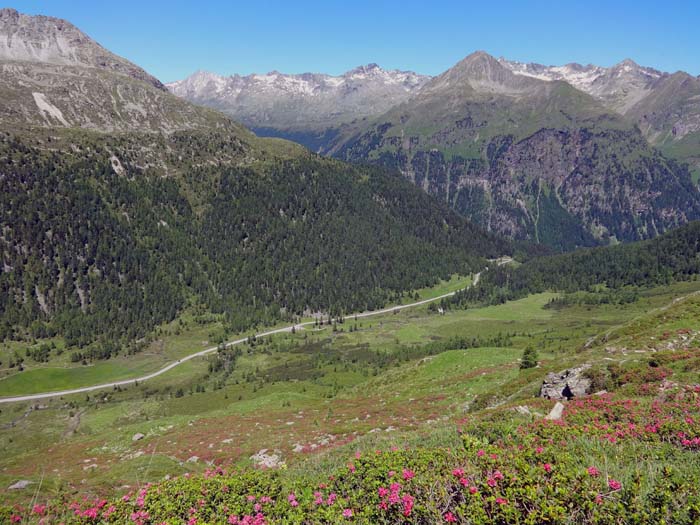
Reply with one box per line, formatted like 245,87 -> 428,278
2,373 -> 699,523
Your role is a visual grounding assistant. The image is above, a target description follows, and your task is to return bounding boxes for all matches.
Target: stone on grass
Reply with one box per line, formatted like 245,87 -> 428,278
250,449 -> 284,469
8,480 -> 33,490
545,401 -> 566,421
540,365 -> 592,400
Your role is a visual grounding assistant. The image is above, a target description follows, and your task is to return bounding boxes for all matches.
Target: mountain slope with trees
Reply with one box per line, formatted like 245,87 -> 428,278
0,131 -> 506,352
446,220 -> 700,309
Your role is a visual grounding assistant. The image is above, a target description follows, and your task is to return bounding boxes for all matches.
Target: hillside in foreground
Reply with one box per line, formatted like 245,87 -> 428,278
1,267 -> 699,523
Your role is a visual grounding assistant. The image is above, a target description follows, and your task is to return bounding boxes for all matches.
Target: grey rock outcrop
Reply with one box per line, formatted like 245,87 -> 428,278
250,449 -> 284,469
540,364 -> 592,401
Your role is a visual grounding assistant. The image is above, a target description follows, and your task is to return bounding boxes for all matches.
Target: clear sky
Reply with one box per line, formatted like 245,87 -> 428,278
13,0 -> 700,82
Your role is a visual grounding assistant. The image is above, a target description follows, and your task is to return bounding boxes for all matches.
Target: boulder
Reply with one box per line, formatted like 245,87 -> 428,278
540,364 -> 592,400
132,432 -> 145,442
8,480 -> 33,490
544,401 -> 565,420
250,449 -> 284,469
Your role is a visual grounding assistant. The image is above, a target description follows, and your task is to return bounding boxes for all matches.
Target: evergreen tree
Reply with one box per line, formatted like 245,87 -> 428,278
520,346 -> 538,369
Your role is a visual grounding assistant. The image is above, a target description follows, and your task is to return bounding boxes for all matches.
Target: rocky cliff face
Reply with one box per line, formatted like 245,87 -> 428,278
499,57 -> 700,175
0,8 -> 164,89
0,8 -> 240,134
336,126 -> 698,249
330,53 -> 700,249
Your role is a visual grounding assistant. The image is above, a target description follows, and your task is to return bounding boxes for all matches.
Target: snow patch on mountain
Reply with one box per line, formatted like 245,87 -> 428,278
499,59 -> 606,92
498,57 -> 665,113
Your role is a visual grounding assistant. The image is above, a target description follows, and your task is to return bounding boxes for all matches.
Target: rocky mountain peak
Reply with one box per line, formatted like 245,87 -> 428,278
346,63 -> 381,75
616,58 -> 640,68
608,58 -> 661,80
456,50 -> 503,73
426,50 -> 538,96
0,8 -> 164,90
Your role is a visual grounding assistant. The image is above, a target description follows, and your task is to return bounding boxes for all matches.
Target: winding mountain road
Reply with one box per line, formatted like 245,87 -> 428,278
0,260 -> 510,405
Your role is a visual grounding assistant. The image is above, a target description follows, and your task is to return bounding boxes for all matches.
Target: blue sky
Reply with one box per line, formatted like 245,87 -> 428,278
13,0 -> 700,82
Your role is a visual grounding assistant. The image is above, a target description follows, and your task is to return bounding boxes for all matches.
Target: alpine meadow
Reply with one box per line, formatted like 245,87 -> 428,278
1,3 -> 700,524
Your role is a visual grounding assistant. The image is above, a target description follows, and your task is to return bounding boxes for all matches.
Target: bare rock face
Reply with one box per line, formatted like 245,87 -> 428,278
0,8 -> 164,89
0,8 -> 243,134
540,364 -> 592,401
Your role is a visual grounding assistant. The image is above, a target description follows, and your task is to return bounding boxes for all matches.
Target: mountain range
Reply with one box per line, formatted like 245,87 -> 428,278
170,52 -> 700,249
166,65 -> 429,151
499,57 -> 700,173
171,54 -> 700,178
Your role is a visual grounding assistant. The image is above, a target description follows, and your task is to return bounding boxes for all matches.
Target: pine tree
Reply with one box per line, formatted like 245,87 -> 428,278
520,346 -> 538,369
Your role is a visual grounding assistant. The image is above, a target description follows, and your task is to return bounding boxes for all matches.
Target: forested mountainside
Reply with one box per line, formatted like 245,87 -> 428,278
0,129 -> 506,356
446,220 -> 700,309
326,52 -> 700,250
